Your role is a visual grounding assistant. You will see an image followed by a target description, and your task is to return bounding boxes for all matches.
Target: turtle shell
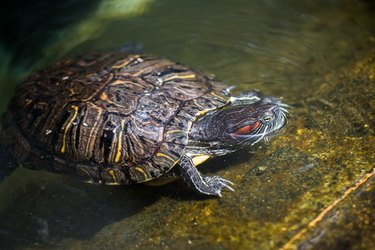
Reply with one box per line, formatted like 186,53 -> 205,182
5,52 -> 230,184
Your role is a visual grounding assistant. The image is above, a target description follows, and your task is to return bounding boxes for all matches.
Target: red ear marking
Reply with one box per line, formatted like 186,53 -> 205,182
234,121 -> 260,135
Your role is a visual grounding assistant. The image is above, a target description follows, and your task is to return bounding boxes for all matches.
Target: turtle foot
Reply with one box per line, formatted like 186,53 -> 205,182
178,155 -> 235,197
201,176 -> 235,197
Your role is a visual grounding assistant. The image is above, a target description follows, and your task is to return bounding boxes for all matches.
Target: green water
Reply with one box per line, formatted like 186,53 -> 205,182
0,0 -> 374,249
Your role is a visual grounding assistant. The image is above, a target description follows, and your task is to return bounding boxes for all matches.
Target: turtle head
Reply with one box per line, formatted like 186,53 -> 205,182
223,97 -> 288,147
188,92 -> 288,152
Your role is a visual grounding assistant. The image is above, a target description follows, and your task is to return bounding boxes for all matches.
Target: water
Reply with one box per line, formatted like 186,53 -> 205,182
0,0 -> 374,249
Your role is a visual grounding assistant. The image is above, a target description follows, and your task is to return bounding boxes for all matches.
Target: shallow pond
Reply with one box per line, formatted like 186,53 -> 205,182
0,0 -> 374,249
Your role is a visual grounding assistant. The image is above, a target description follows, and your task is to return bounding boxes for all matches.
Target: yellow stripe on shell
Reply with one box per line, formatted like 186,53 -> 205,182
193,99 -> 205,109
100,92 -> 109,101
197,109 -> 210,116
112,56 -> 139,69
24,99 -> 33,106
99,86 -> 131,113
164,129 -> 185,135
135,167 -> 148,179
69,88 -> 76,97
61,105 -> 79,153
105,182 -> 121,186
85,107 -> 103,158
210,91 -> 229,101
115,119 -> 126,163
156,152 -> 177,163
107,169 -> 119,184
163,74 -> 196,82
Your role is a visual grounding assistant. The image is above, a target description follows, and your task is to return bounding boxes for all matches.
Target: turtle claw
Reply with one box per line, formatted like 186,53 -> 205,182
223,183 -> 235,192
204,176 -> 235,196
220,178 -> 235,186
179,156 -> 235,197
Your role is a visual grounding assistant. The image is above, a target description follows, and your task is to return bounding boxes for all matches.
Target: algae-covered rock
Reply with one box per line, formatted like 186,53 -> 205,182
285,50 -> 375,249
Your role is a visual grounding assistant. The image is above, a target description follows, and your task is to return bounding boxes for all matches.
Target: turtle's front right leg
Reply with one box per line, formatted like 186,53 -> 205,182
178,155 -> 234,197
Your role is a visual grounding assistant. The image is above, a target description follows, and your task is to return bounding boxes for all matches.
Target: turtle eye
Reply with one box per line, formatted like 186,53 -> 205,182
261,113 -> 273,123
233,121 -> 260,135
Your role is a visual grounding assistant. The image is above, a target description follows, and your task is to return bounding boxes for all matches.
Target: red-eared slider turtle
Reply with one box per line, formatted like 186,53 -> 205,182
0,52 -> 288,196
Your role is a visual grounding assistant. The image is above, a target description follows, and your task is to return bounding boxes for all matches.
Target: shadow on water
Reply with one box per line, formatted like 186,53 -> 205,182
0,147 -> 255,248
0,168 -> 162,248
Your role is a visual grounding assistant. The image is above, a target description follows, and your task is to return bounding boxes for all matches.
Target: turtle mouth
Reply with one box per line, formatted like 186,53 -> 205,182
236,102 -> 289,147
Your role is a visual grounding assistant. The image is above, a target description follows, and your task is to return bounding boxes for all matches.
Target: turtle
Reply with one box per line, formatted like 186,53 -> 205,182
0,51 -> 288,197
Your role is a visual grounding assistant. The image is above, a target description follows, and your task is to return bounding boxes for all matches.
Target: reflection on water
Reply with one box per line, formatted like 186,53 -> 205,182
0,0 -> 374,249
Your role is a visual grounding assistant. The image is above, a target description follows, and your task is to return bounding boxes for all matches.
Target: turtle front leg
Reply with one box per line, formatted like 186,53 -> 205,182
178,155 -> 234,197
